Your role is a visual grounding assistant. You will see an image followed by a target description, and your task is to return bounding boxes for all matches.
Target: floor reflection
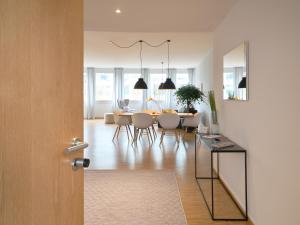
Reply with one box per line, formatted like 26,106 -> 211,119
84,119 -> 193,172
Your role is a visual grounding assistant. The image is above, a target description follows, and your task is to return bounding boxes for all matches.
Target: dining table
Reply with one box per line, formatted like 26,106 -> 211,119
117,111 -> 194,118
116,111 -> 194,130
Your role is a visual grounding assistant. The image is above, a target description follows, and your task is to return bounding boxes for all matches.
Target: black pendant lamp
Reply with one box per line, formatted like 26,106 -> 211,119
238,77 -> 246,88
158,61 -> 165,90
134,40 -> 148,89
134,78 -> 148,89
161,40 -> 176,90
158,82 -> 164,89
162,78 -> 176,89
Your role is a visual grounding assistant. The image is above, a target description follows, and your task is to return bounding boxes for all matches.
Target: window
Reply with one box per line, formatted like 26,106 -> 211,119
176,73 -> 190,88
223,67 -> 246,100
95,73 -> 114,101
223,71 -> 234,99
123,73 -> 143,100
149,73 -> 166,101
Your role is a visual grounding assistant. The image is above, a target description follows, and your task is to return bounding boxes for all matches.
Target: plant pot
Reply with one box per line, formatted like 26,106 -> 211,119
189,108 -> 197,114
184,106 -> 197,114
210,124 -> 220,134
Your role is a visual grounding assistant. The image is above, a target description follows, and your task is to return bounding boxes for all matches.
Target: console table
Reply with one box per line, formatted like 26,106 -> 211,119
195,133 -> 248,221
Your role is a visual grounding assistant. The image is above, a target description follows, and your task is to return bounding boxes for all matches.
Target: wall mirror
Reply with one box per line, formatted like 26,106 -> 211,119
223,42 -> 248,101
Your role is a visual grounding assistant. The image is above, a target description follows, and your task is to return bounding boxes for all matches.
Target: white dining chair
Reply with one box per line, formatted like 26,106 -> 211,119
132,113 -> 154,144
151,117 -> 157,139
157,113 -> 181,144
182,112 -> 201,132
112,114 -> 132,141
142,110 -> 158,139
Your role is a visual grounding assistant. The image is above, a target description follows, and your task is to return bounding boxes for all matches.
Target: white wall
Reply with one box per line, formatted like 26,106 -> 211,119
213,0 -> 300,225
94,101 -> 113,118
194,49 -> 213,126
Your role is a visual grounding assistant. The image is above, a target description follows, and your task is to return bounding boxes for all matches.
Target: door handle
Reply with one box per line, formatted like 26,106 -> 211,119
72,158 -> 90,170
64,137 -> 89,154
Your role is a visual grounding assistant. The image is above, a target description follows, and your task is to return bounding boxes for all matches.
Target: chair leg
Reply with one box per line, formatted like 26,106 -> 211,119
125,125 -> 130,140
132,127 -> 138,144
152,125 -> 157,138
112,126 -> 119,141
116,125 -> 121,138
146,129 -> 151,145
147,128 -> 153,142
127,125 -> 133,139
160,130 -> 165,144
175,130 -> 179,143
150,126 -> 154,139
182,127 -> 186,139
177,129 -> 181,138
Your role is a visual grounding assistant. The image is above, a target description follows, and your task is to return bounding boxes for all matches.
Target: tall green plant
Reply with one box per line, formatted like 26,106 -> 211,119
208,91 -> 216,112
208,90 -> 218,124
174,85 -> 205,111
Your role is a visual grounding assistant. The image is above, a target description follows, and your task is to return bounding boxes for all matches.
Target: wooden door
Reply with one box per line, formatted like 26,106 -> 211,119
0,0 -> 84,225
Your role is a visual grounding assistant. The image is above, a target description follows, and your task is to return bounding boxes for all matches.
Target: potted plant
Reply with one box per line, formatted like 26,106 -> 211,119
175,84 -> 205,113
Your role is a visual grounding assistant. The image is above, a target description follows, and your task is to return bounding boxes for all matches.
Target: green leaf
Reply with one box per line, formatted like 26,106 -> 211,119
174,85 -> 206,109
208,90 -> 216,112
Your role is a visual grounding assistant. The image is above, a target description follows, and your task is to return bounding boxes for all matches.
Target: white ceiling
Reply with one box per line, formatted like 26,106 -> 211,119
84,32 -> 213,68
84,0 -> 237,68
84,0 -> 238,32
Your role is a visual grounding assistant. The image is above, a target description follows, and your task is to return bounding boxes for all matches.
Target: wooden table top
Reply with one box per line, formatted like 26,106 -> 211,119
177,112 -> 194,117
117,112 -> 194,117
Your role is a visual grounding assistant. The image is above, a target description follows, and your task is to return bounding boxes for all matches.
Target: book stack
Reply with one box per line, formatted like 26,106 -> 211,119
211,141 -> 235,149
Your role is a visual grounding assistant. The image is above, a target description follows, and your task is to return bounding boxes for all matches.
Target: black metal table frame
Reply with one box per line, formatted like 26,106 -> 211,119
194,134 -> 248,221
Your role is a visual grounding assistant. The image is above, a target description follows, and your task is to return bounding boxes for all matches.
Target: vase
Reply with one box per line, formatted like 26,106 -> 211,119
210,111 -> 219,134
210,124 -> 220,134
184,105 -> 197,114
211,111 -> 218,124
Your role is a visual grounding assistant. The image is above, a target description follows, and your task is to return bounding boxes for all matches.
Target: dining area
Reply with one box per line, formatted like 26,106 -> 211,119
84,43 -> 208,148
111,110 -> 201,145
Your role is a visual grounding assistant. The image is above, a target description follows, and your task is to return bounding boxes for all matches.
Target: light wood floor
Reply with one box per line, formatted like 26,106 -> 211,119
84,120 -> 252,225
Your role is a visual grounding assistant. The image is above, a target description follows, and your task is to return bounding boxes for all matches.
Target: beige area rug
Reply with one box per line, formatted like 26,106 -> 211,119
85,170 -> 187,225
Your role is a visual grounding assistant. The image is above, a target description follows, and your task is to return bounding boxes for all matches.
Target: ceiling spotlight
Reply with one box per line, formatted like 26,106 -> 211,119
115,9 -> 121,14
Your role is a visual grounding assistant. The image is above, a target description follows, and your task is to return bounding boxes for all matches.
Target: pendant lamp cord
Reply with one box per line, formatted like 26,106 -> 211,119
140,40 -> 143,78
110,40 -> 140,48
110,40 -> 169,48
143,40 -> 169,48
110,39 -> 172,79
167,40 -> 170,78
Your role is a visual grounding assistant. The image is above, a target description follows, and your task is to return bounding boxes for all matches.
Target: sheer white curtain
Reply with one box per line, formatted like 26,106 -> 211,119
113,68 -> 123,110
187,68 -> 195,84
167,68 -> 177,109
84,67 -> 96,119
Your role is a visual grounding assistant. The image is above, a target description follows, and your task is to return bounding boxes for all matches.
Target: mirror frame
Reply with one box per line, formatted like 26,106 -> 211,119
223,41 -> 249,101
